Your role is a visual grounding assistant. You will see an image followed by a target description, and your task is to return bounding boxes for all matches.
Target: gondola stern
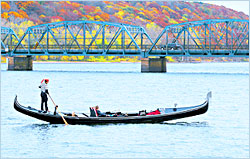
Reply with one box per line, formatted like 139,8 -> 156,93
206,91 -> 212,102
204,91 -> 211,113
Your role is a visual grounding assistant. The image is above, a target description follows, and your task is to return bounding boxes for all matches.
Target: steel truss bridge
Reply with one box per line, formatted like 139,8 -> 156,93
1,19 -> 249,58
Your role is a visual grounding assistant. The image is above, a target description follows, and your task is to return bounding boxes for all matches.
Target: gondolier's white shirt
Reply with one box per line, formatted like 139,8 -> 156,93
40,82 -> 48,93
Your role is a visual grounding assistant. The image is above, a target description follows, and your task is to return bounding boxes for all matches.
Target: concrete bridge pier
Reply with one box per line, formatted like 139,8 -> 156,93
7,56 -> 33,71
141,57 -> 166,73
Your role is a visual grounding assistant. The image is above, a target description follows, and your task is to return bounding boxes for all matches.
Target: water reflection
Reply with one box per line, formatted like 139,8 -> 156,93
163,121 -> 209,127
15,122 -> 210,128
24,123 -> 58,129
15,123 -> 63,135
18,124 -> 66,142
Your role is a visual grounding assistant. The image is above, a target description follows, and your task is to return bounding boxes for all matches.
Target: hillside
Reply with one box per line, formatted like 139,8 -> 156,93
1,1 -> 248,31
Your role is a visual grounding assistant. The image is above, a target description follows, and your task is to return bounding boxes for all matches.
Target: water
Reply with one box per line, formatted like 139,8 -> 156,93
1,62 -> 249,158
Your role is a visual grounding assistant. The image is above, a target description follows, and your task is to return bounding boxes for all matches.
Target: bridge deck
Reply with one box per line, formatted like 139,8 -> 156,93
1,49 -> 248,57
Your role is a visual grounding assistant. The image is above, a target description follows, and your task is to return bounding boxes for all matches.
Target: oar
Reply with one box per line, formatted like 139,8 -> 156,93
56,108 -> 69,125
48,94 -> 69,125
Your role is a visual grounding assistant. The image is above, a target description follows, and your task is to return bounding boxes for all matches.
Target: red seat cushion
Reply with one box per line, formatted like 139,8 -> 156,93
146,110 -> 161,115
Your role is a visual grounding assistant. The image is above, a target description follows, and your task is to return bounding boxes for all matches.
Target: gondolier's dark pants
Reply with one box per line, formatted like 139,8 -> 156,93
41,92 -> 48,111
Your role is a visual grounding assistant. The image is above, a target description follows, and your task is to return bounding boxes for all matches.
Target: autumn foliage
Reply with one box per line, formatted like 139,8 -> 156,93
1,2 -> 10,11
1,1 -> 248,29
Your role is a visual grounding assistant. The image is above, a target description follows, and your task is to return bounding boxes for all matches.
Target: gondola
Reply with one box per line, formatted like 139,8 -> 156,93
13,92 -> 211,124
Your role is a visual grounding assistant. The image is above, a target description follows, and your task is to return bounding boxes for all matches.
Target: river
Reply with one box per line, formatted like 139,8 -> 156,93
1,62 -> 249,158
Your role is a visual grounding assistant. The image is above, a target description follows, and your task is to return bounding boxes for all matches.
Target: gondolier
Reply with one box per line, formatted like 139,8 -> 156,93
39,79 -> 50,112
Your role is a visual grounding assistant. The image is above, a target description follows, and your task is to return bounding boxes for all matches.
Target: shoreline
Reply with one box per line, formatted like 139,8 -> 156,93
1,61 -> 249,64
33,61 -> 141,64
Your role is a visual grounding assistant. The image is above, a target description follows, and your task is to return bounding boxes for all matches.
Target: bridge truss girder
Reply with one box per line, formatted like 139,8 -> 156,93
146,19 -> 249,57
7,21 -> 153,57
1,27 -> 22,53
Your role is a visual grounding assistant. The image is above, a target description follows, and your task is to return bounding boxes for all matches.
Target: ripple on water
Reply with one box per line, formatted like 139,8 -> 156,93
163,121 -> 209,127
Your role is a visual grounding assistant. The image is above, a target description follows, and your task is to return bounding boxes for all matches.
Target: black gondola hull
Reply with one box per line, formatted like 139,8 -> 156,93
14,96 -> 209,124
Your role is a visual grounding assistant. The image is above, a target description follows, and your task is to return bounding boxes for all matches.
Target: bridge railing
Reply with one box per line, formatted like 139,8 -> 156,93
154,45 -> 249,50
2,44 -> 248,54
3,43 -> 248,50
2,45 -> 153,51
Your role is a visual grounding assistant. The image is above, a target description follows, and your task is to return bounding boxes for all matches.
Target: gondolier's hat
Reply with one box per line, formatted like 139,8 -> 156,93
41,79 -> 49,83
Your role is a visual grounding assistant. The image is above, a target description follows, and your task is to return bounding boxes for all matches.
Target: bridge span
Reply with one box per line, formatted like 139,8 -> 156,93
147,19 -> 249,57
1,19 -> 249,72
1,21 -> 153,57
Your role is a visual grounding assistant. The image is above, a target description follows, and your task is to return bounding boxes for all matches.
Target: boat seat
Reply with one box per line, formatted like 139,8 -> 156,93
90,107 -> 98,117
139,110 -> 146,116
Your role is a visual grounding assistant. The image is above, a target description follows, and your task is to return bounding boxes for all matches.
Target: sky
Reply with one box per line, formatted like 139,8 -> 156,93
204,1 -> 249,15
